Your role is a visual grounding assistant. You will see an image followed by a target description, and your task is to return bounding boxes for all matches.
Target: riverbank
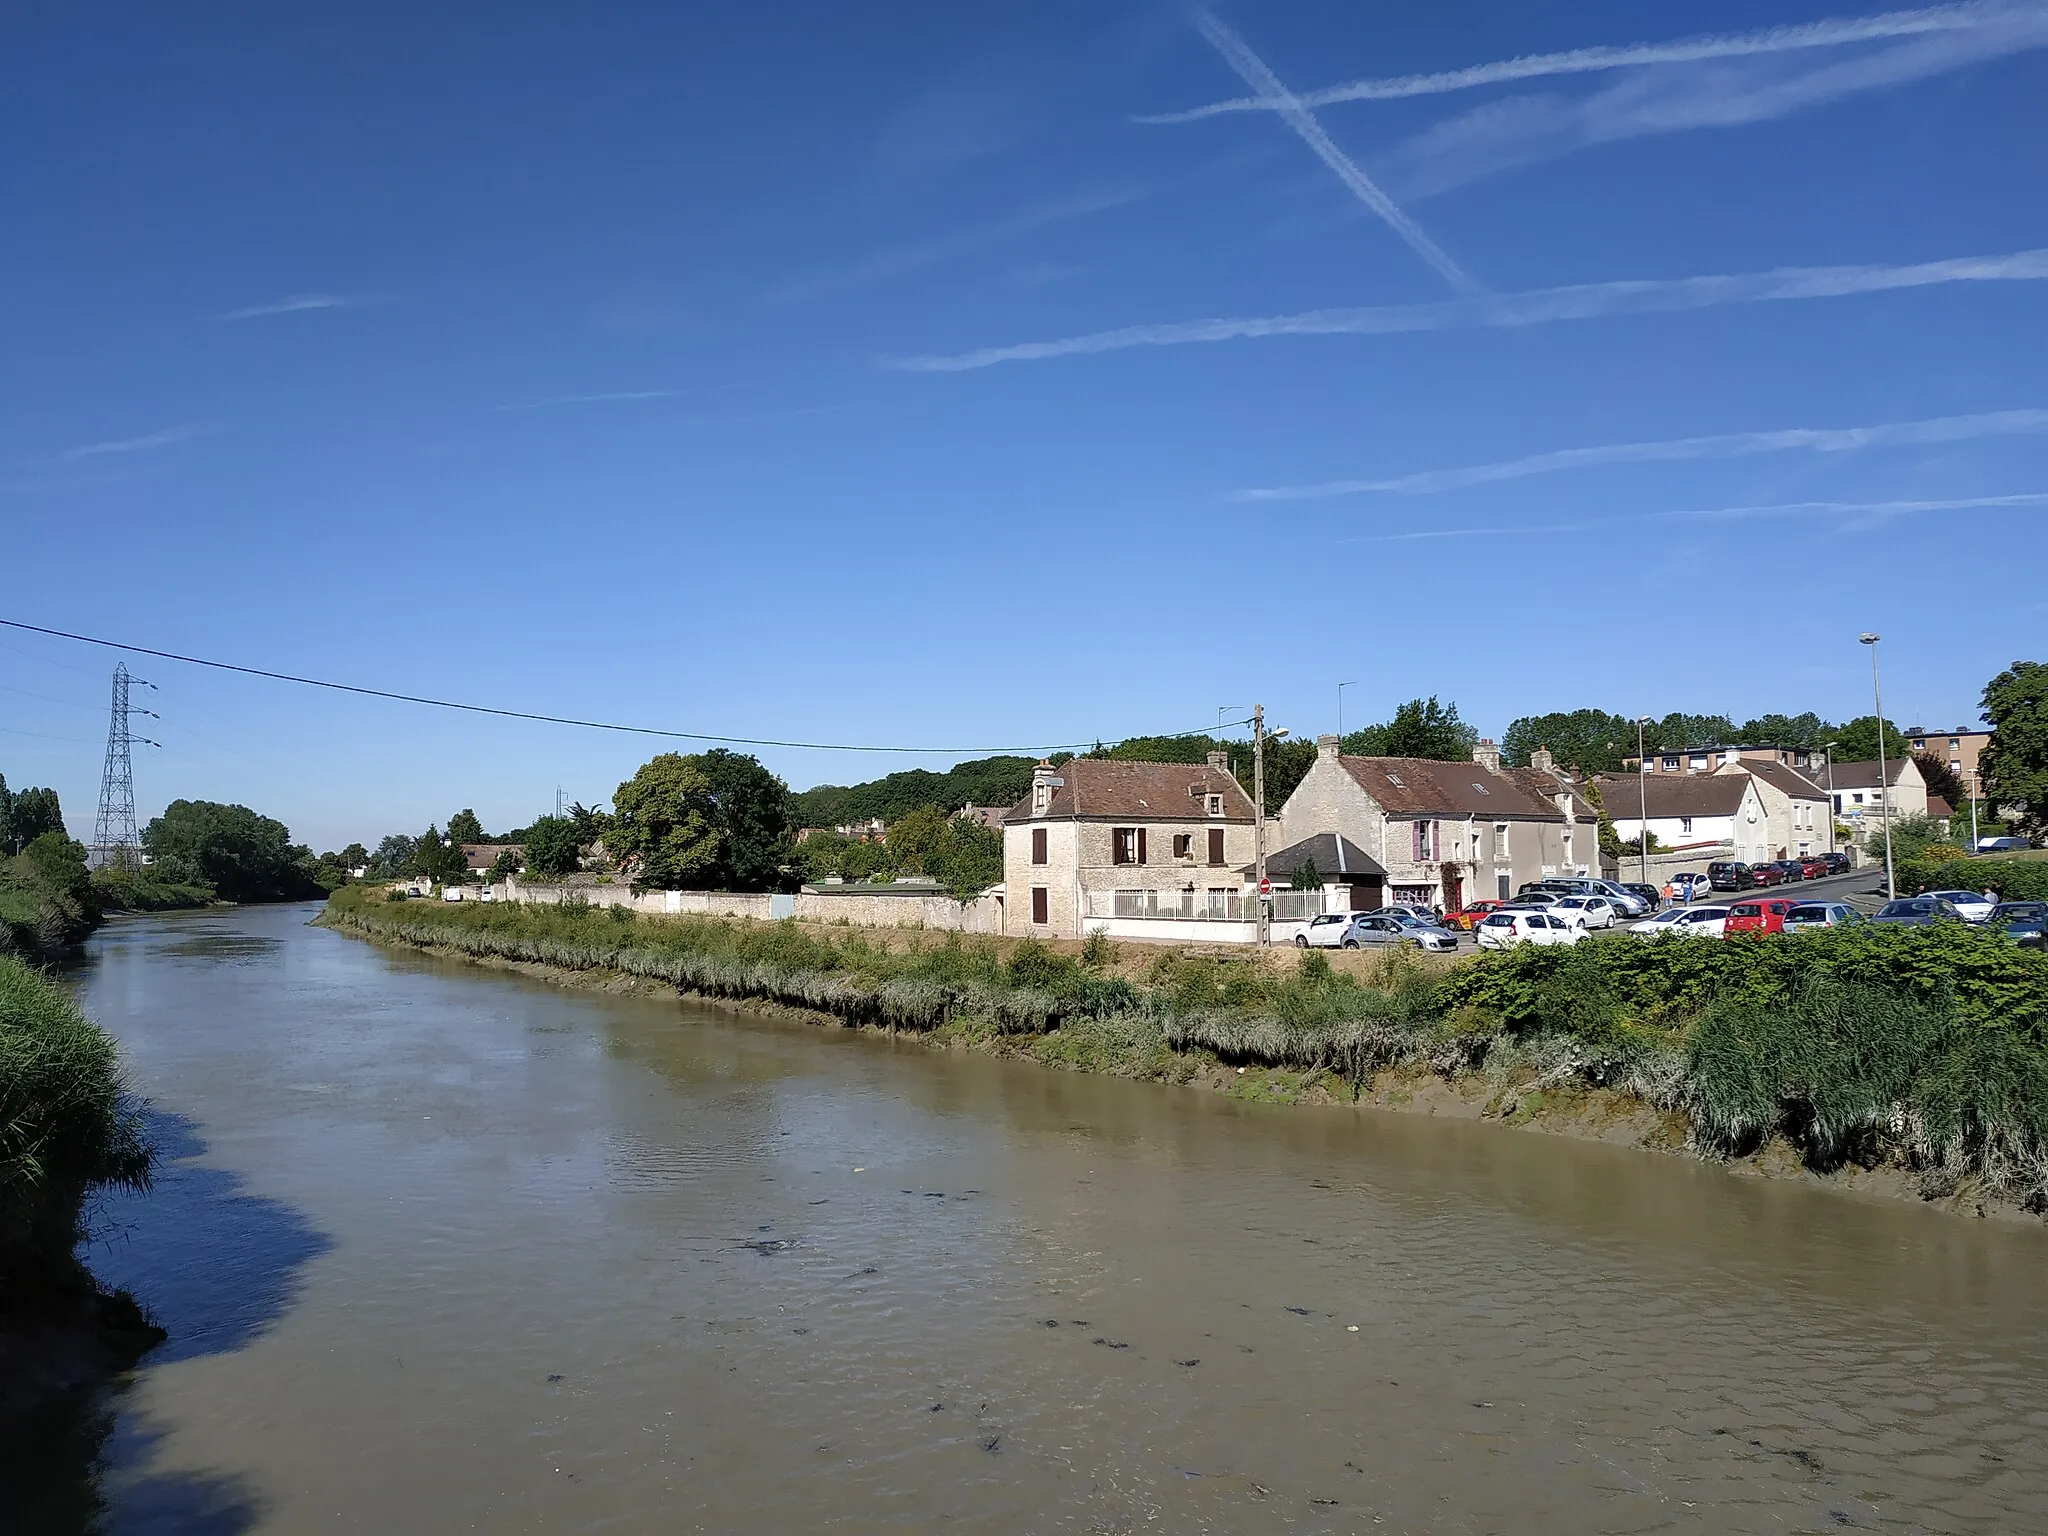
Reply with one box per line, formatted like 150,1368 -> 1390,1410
320,888 -> 2048,1218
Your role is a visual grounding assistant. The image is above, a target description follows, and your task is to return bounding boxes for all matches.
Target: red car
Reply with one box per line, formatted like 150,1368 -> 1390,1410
1725,897 -> 1797,934
1440,899 -> 1504,931
1749,864 -> 1785,888
1798,857 -> 1830,879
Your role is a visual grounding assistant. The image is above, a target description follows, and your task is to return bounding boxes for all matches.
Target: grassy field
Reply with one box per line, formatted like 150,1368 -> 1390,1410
323,887 -> 2048,1211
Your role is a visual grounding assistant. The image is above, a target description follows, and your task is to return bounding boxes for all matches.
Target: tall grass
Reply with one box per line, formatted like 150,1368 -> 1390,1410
323,890 -> 2048,1206
1,956 -> 153,1308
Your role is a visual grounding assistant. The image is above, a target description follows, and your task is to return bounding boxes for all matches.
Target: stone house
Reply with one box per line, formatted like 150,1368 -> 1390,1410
1001,756 -> 1259,939
1595,772 -> 1771,865
1712,760 -> 1831,859
1827,757 -> 1929,838
1272,736 -> 1598,912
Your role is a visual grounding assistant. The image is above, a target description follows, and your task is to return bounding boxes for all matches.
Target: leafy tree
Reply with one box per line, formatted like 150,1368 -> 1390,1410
796,829 -> 888,884
446,809 -> 485,847
488,848 -> 523,882
341,842 -> 369,871
1644,713 -> 1737,753
3,785 -> 64,856
0,772 -> 9,856
694,749 -> 792,891
369,834 -> 417,878
1344,697 -> 1476,761
1739,711 -> 1832,748
1501,710 -> 1633,772
609,755 -> 720,889
142,800 -> 320,902
789,756 -> 1038,829
522,816 -> 582,879
1980,660 -> 2048,837
1289,856 -> 1322,892
1832,714 -> 1913,765
1915,753 -> 1966,811
1881,812 -> 1949,863
408,826 -> 469,884
567,801 -> 611,847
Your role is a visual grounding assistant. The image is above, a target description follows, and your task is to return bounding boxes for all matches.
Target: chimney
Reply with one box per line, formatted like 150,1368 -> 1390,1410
1530,746 -> 1556,775
1031,759 -> 1061,814
1206,750 -> 1228,771
1472,737 -> 1502,774
1317,732 -> 1340,762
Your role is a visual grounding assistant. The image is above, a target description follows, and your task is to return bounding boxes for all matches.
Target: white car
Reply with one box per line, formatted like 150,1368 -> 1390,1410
1550,895 -> 1620,930
1630,904 -> 1731,938
1924,890 -> 1996,922
1297,911 -> 1372,948
1669,873 -> 1712,903
1476,910 -> 1585,949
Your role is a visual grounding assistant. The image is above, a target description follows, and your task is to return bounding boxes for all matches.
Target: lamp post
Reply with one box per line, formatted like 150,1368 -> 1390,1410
1859,633 -> 1896,900
1635,715 -> 1652,885
1337,681 -> 1358,740
1252,709 -> 1288,945
1969,766 -> 1981,854
1823,741 -> 1838,857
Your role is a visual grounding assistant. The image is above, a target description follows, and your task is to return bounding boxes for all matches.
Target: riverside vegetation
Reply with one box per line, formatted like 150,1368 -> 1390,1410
323,885 -> 2048,1212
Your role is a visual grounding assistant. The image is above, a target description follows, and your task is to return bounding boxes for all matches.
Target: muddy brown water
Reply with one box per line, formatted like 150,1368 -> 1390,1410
14,904 -> 2048,1533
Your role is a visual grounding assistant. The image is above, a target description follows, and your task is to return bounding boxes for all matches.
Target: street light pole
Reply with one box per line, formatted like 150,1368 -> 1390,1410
1860,633 -> 1896,900
1253,704 -> 1268,946
1337,681 -> 1357,740
1969,766 -> 1981,853
1823,741 -> 1838,857
1635,715 -> 1651,885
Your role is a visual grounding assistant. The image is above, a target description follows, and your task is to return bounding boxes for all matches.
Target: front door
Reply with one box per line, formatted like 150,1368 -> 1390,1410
1444,871 -> 1463,911
1348,876 -> 1382,911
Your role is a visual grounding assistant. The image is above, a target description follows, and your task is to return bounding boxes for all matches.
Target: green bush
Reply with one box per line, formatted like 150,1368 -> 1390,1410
1897,857 -> 2048,903
1,956 -> 153,1305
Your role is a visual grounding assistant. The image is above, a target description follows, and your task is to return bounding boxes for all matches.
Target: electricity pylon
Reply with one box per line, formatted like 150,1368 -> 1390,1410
94,662 -> 157,872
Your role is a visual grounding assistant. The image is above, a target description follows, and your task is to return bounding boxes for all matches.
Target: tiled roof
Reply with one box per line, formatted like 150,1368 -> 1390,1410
1265,832 -> 1387,879
1727,760 -> 1828,800
1592,773 -> 1749,818
1826,758 -> 1916,791
1342,756 -> 1569,819
1006,759 -> 1257,822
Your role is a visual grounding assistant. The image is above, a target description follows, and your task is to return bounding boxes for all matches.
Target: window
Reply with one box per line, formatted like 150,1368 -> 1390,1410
1172,833 -> 1192,860
1030,887 -> 1048,925
1386,772 -> 1405,787
1411,820 -> 1437,862
1680,817 -> 1693,835
1662,756 -> 1679,770
1207,828 -> 1225,865
1033,783 -> 1051,813
1206,794 -> 1224,817
1112,827 -> 1147,865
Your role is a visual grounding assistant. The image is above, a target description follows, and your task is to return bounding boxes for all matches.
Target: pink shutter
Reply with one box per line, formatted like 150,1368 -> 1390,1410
1411,822 -> 1423,862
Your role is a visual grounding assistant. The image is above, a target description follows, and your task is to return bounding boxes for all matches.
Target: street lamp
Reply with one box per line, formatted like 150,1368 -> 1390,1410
1337,681 -> 1358,739
1860,633 -> 1896,900
1635,715 -> 1652,885
1823,741 -> 1839,857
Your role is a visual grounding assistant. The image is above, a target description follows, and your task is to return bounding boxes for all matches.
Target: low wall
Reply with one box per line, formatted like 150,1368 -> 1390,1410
1605,842 -> 1863,887
501,881 -> 1002,933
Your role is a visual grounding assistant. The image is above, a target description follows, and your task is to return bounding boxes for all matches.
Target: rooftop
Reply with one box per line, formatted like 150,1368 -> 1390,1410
1007,758 -> 1257,823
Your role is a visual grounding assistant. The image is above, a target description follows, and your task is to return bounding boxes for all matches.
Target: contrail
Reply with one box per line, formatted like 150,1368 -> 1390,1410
1142,1 -> 2030,122
1191,10 -> 1477,294
1241,407 -> 2048,500
1343,491 -> 2048,543
217,293 -> 349,320
890,248 -> 2048,371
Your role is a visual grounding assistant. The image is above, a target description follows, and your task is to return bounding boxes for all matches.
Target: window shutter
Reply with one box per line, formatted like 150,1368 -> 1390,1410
1411,822 -> 1423,862
1136,828 -> 1148,865
1032,828 -> 1047,865
1208,828 -> 1224,865
1031,887 -> 1048,924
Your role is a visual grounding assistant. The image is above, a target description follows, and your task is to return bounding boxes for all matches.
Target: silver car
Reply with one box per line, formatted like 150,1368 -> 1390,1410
1340,914 -> 1460,952
1782,901 -> 1863,931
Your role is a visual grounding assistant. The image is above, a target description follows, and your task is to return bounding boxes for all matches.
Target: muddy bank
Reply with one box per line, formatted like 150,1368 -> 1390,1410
339,923 -> 2032,1222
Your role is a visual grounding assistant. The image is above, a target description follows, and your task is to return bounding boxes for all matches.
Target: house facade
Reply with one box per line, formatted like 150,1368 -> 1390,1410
1712,760 -> 1831,859
1642,743 -> 1830,776
1908,725 -> 1991,785
1272,737 -> 1597,911
1828,757 -> 1928,828
1595,772 -> 1772,866
1001,756 -> 1259,939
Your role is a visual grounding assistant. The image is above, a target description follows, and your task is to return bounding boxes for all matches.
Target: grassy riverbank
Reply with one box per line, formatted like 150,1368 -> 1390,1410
321,888 -> 2048,1213
0,955 -> 159,1414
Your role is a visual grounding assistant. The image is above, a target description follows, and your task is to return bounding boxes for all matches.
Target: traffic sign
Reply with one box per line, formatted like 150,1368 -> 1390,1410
1258,877 -> 1271,896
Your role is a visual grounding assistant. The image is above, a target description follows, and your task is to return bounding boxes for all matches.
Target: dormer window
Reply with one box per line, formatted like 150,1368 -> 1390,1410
1206,794 -> 1224,817
1033,784 -> 1050,813
1386,772 -> 1405,787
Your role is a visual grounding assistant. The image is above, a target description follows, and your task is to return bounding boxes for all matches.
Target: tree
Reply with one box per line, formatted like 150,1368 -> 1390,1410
1500,710 -> 1633,772
1345,697 -> 1477,761
694,749 -> 792,891
446,809 -> 485,847
1739,711 -> 1831,748
488,848 -> 523,883
369,834 -> 417,878
609,755 -> 720,889
1980,660 -> 2048,837
522,816 -> 582,879
1290,856 -> 1322,892
4,785 -> 64,855
1833,714 -> 1913,765
408,825 -> 469,884
142,800 -> 321,902
1915,753 -> 1966,811
1644,713 -> 1737,753
341,842 -> 369,871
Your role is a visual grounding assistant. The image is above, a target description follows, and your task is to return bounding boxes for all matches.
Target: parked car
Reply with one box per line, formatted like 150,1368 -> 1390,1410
1340,914 -> 1461,951
1707,862 -> 1752,892
1725,896 -> 1798,935
1669,872 -> 1712,903
1620,883 -> 1664,913
1371,904 -> 1441,925
1989,901 -> 2047,943
1501,891 -> 1566,910
1870,896 -> 1968,926
1797,857 -> 1830,880
1475,910 -> 1584,949
1767,860 -> 1806,883
1631,905 -> 1732,937
1550,895 -> 1620,930
1923,889 -> 1996,922
1297,911 -> 1371,948
1976,835 -> 2035,852
1439,899 -> 1504,931
1782,901 -> 1864,931
1819,851 -> 1852,874
1588,880 -> 1652,917
1748,864 -> 1786,888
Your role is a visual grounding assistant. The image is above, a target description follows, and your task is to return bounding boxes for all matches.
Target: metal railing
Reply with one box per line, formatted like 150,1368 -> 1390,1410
1082,888 -> 1327,923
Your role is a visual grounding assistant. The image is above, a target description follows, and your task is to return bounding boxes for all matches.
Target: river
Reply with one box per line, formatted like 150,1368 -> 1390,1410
12,903 -> 2048,1533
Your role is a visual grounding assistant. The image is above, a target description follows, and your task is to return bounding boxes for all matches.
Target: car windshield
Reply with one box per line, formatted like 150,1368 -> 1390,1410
1786,905 -> 1828,922
1879,900 -> 1930,918
1928,891 -> 1981,902
1994,903 -> 2046,919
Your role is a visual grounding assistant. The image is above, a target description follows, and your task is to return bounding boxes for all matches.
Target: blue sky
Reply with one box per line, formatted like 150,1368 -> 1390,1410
4,1 -> 2045,850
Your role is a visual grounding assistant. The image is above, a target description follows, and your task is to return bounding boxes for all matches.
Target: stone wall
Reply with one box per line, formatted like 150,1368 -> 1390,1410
502,880 -> 1002,933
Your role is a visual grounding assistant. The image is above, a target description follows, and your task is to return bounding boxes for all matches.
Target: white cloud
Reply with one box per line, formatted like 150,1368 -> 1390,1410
61,425 -> 198,460
1190,10 -> 1475,293
216,293 -> 349,321
891,247 -> 2048,371
1141,2 -> 2030,121
496,390 -> 685,412
1241,407 -> 2048,500
1342,490 -> 2048,542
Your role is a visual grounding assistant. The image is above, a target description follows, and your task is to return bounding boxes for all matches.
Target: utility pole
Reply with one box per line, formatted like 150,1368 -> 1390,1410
1254,704 -> 1268,946
1824,742 -> 1838,857
94,662 -> 157,873
1860,633 -> 1896,900
1635,715 -> 1651,886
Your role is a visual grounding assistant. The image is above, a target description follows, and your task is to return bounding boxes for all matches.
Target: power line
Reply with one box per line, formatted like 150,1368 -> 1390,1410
1,618 -> 1254,756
